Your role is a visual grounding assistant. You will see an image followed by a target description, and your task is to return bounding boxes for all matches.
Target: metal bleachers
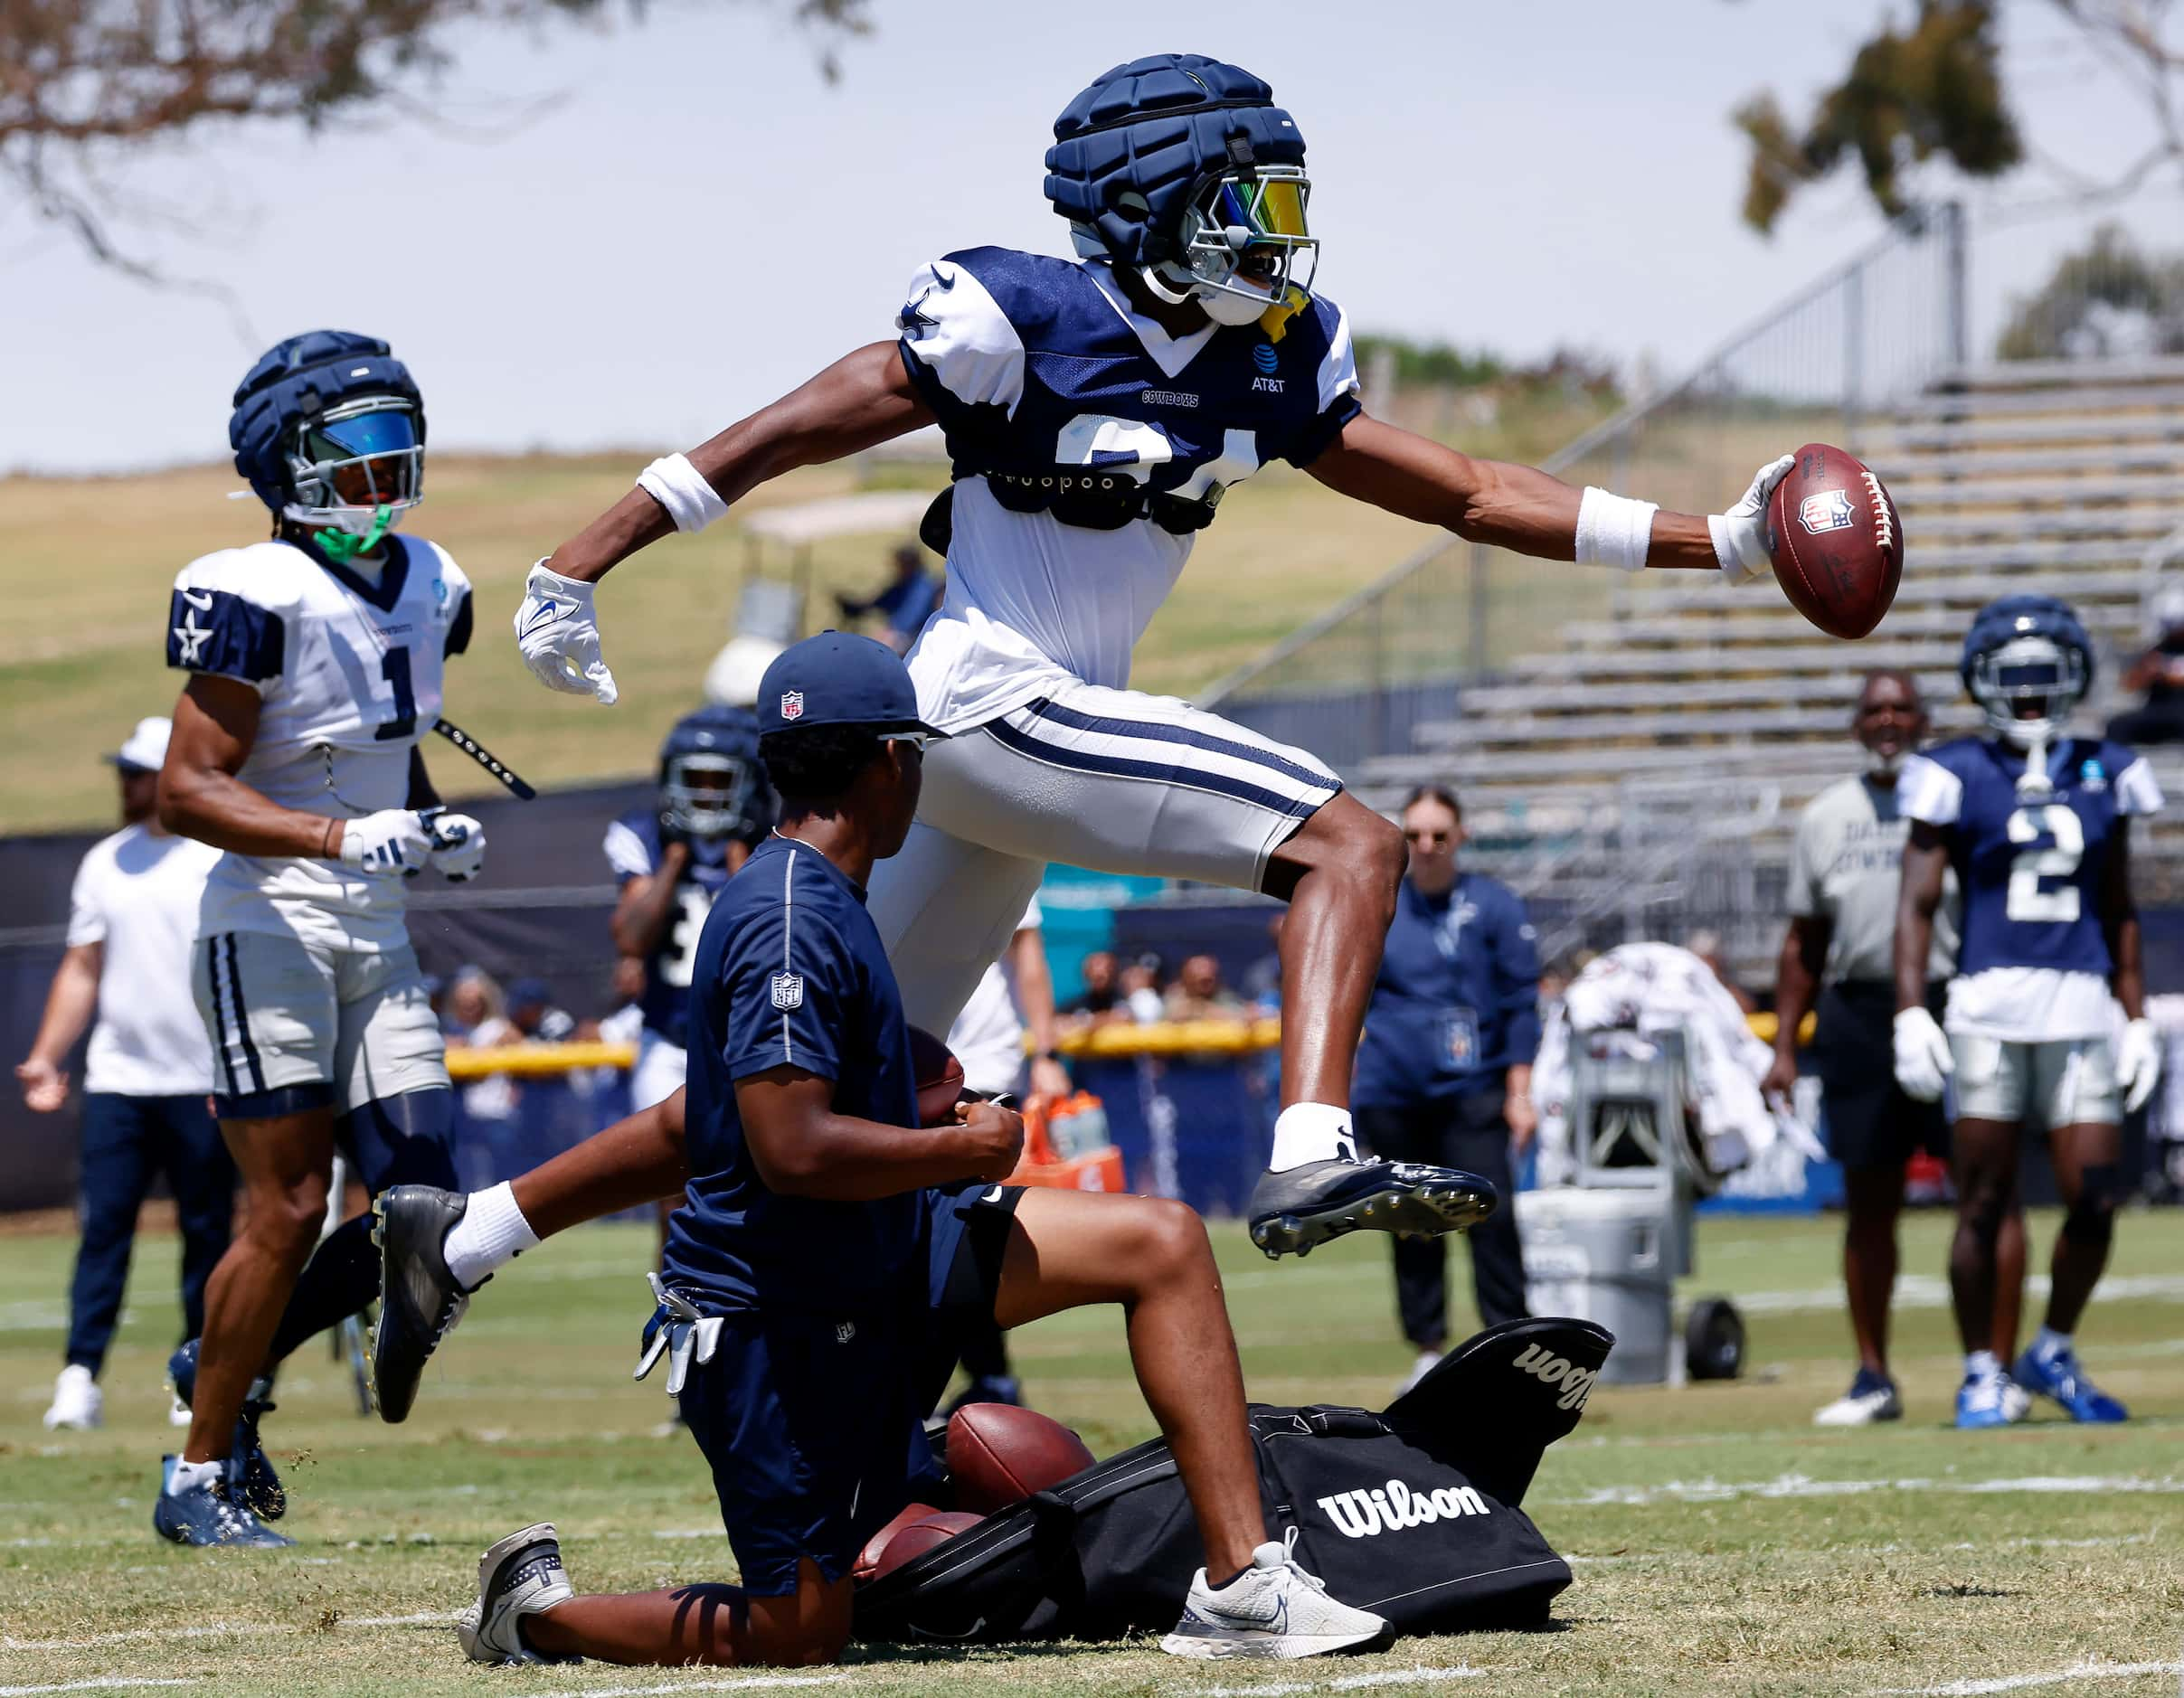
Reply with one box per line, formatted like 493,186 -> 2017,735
1347,356 -> 2184,973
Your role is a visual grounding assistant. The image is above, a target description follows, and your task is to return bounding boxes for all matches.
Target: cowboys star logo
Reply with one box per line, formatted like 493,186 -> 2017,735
172,608 -> 213,666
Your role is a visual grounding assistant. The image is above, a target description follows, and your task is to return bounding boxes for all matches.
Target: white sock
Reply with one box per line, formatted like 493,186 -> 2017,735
166,1456 -> 222,1495
443,1182 -> 540,1290
2032,1326 -> 2072,1358
1269,1102 -> 1358,1172
1965,1349 -> 2000,1381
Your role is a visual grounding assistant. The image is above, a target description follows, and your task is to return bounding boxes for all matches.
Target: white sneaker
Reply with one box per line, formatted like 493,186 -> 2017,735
1160,1527 -> 1391,1659
43,1364 -> 102,1430
1813,1371 -> 1902,1428
1998,1377 -> 2032,1424
1396,1350 -> 1443,1398
459,1523 -> 574,1665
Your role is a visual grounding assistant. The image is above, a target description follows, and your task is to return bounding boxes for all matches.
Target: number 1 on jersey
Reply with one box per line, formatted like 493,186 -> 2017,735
2006,804 -> 2084,922
375,647 -> 417,741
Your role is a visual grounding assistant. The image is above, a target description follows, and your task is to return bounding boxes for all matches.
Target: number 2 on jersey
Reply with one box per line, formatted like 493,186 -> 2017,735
2005,804 -> 2083,922
374,647 -> 417,741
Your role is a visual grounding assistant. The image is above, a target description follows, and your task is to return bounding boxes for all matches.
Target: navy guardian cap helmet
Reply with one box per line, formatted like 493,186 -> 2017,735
1962,593 -> 2094,749
230,330 -> 426,561
1045,53 -> 1316,326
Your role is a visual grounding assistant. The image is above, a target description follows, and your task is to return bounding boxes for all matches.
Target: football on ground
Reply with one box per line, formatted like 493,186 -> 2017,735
947,1401 -> 1098,1514
1765,441 -> 1903,639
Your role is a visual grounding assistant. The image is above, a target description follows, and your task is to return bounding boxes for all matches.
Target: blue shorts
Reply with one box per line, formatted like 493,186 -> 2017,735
678,1309 -> 939,1596
917,1183 -> 1024,1405
674,1185 -> 1023,1595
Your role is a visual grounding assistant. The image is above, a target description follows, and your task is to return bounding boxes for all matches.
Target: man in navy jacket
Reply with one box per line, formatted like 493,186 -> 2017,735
1354,786 -> 1540,1391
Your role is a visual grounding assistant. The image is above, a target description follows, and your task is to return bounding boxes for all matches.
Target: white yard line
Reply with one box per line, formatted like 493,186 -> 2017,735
1555,1473 -> 2184,1507
1875,1657 -> 2184,1694
1,1610 -> 460,1652
1190,1667 -> 1488,1698
533,1679 -> 847,1698
0,1684 -> 199,1697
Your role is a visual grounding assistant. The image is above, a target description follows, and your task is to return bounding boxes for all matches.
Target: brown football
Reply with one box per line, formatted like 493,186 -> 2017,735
1764,442 -> 1903,639
909,1024 -> 967,1128
947,1402 -> 1097,1514
852,1506 -> 982,1583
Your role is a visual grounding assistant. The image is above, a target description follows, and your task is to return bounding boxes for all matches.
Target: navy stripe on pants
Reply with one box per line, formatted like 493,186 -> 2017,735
66,1092 -> 236,1374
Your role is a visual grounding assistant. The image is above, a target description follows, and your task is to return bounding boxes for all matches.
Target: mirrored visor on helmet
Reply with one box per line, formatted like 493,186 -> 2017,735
1996,660 -> 2065,690
1211,175 -> 1309,241
310,407 -> 419,462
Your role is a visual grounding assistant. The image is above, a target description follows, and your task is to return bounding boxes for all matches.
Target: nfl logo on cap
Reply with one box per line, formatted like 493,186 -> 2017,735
780,690 -> 805,722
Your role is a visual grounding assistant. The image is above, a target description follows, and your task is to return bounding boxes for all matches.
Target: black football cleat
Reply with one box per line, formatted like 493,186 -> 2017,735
371,1185 -> 478,1423
1247,1157 -> 1498,1259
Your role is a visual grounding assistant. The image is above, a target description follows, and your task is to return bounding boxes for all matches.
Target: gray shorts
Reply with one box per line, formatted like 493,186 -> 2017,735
194,929 -> 449,1118
871,679 -> 1340,1034
1948,1033 -> 2120,1130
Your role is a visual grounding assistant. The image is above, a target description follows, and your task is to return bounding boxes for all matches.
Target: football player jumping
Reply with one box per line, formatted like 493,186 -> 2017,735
608,706 -> 774,1118
1894,595 -> 2161,1429
152,332 -> 482,1544
513,53 -> 1798,1255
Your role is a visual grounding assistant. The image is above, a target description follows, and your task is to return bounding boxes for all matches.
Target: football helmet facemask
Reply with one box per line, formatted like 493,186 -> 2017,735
1967,633 -> 2089,749
662,751 -> 758,840
283,394 -> 424,561
1135,166 -> 1317,325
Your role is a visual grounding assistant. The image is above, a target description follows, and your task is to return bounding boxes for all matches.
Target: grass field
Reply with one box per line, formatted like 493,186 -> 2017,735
4,1207 -> 2180,1697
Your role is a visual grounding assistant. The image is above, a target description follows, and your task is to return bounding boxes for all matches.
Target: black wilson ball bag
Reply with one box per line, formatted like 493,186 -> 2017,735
854,1316 -> 1613,1644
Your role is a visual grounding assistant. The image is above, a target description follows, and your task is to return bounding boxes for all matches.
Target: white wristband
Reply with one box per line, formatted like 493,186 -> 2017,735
1574,486 -> 1658,574
636,453 -> 731,535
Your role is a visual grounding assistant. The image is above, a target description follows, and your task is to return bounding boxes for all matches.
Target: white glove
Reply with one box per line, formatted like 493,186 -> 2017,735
428,813 -> 487,883
1893,1005 -> 1953,1103
2117,1016 -> 2161,1115
1708,454 -> 1796,586
338,809 -> 436,876
514,561 -> 619,705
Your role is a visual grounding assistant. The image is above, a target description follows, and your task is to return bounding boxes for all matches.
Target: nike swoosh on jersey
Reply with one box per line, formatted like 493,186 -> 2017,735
181,589 -> 213,609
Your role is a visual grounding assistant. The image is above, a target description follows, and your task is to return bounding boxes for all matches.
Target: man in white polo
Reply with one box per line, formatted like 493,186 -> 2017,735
16,718 -> 230,1430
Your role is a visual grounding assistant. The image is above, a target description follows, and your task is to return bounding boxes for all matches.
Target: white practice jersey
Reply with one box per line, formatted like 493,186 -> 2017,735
165,535 -> 474,949
895,250 -> 1362,733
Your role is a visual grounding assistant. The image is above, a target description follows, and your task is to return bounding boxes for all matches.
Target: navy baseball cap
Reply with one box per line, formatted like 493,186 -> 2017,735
756,630 -> 941,740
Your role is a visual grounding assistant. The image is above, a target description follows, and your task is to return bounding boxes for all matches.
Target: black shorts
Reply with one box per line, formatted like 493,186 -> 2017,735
1811,980 -> 1950,1172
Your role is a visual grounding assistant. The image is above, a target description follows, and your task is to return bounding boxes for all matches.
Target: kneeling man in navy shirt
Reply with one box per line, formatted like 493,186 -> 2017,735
378,633 -> 1393,1667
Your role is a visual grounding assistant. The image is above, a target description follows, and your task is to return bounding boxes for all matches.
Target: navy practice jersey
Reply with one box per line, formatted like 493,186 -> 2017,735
1900,735 -> 2161,990
895,250 -> 1361,732
601,808 -> 743,1050
661,835 -> 924,1316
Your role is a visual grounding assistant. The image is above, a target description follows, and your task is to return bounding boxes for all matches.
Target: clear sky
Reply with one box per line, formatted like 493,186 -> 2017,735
4,0 -> 2175,474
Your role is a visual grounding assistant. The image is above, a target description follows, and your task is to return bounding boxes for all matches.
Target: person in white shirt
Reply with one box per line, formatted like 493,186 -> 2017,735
17,720 -> 230,1432
515,55 -> 1800,1265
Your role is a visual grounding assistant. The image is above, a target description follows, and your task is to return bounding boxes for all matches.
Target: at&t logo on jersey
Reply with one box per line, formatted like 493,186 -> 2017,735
1799,488 -> 1856,534
1514,1341 -> 1598,1411
1249,341 -> 1285,393
1316,1477 -> 1489,1539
